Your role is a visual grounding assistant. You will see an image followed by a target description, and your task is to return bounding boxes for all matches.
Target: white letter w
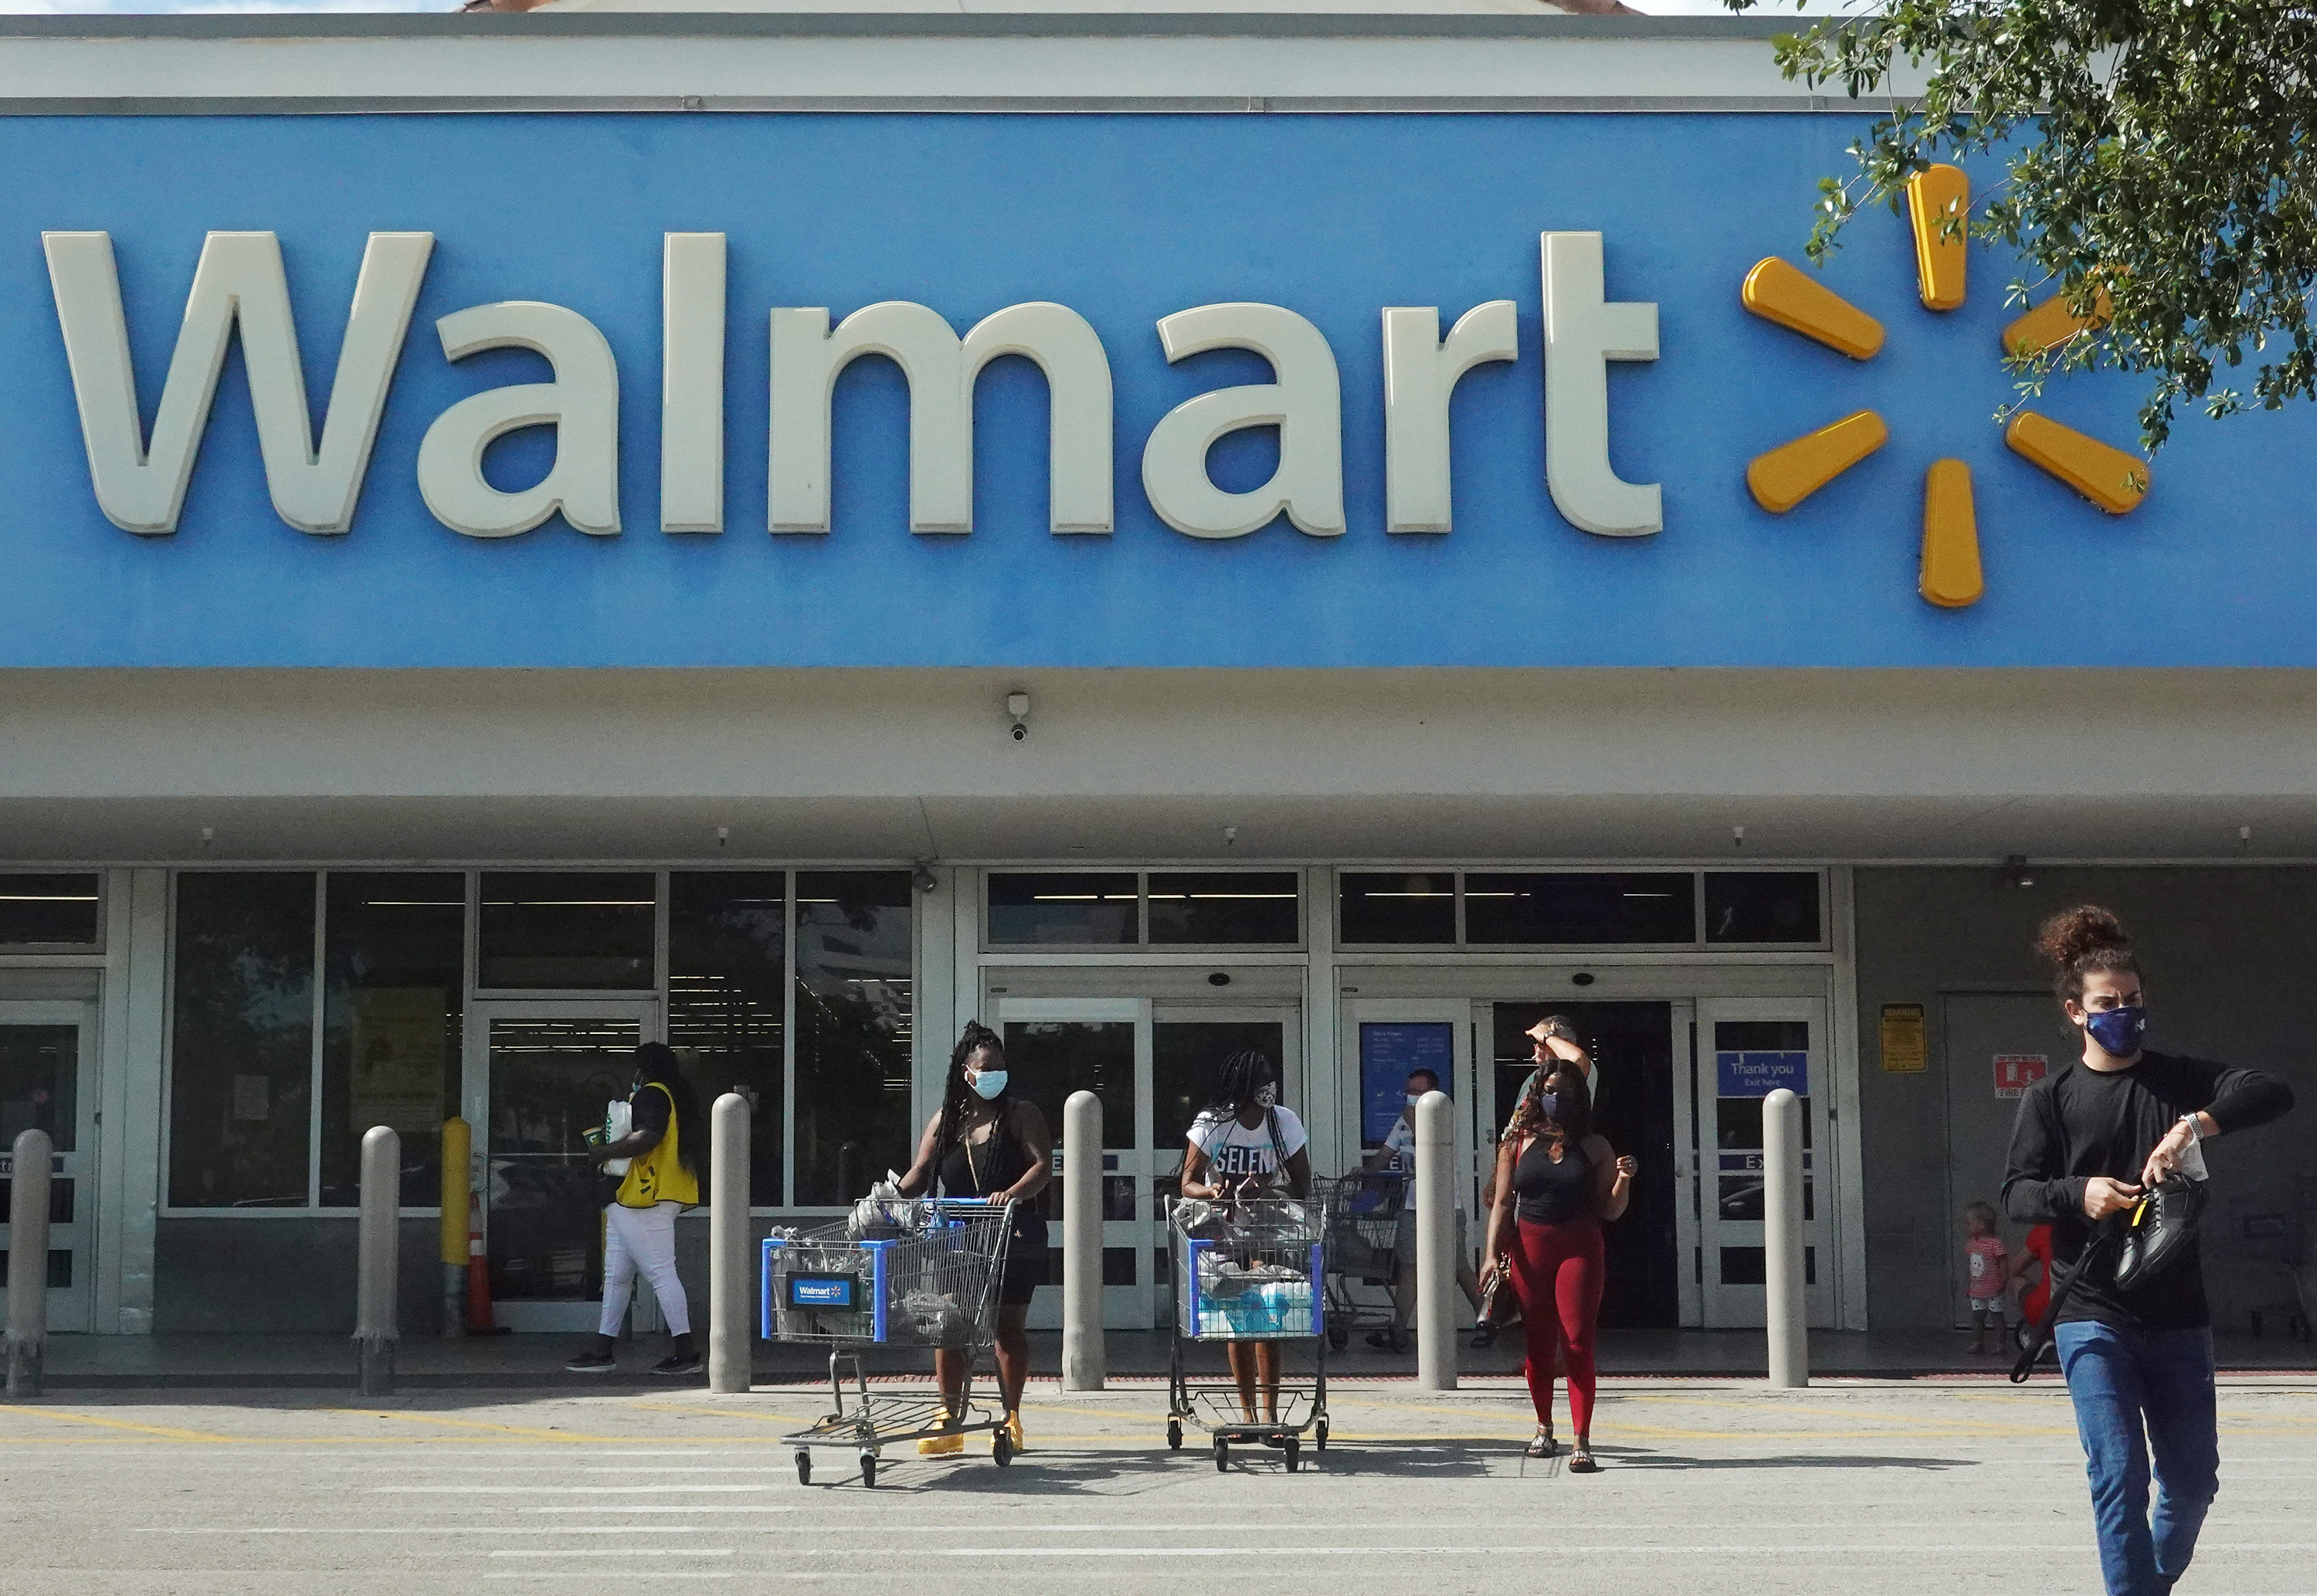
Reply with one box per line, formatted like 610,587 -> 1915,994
44,230 -> 433,534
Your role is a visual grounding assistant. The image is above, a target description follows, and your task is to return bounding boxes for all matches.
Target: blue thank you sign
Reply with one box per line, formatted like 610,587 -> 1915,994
1715,1050 -> 1809,1099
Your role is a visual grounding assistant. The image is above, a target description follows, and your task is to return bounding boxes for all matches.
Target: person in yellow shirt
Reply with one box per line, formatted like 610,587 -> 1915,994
567,1044 -> 703,1376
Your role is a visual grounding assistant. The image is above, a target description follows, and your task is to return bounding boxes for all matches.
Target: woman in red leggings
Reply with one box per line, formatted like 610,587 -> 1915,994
1481,1066 -> 1635,1471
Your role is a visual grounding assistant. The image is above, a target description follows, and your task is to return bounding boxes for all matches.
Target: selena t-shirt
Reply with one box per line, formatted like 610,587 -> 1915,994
1188,1105 -> 1310,1187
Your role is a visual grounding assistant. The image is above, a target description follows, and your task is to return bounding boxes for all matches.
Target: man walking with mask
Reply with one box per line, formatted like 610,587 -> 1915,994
1365,1066 -> 1482,1349
2003,906 -> 2294,1596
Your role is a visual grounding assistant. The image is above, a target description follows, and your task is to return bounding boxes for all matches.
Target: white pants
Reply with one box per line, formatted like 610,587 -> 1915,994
599,1201 -> 690,1338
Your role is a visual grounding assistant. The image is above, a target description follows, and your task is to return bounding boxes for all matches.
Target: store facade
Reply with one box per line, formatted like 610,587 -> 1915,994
2,14 -> 2312,1342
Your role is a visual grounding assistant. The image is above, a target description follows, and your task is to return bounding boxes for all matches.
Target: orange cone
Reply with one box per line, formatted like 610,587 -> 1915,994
464,1190 -> 501,1333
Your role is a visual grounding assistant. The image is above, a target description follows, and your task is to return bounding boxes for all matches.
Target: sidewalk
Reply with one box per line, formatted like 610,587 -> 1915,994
32,1325 -> 2317,1391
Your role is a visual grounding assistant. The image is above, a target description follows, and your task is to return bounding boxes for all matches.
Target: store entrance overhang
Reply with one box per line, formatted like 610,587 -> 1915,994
5,666 -> 2315,862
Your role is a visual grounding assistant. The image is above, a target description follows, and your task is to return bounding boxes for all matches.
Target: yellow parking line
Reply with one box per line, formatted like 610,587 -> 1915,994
322,1410 -> 619,1442
0,1405 -> 237,1441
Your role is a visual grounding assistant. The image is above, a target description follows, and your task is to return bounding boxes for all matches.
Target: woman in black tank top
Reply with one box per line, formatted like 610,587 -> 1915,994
897,1023 -> 1052,1456
1480,1066 -> 1637,1472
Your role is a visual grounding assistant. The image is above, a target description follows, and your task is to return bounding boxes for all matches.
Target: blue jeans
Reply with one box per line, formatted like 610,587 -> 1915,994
2054,1321 -> 2220,1596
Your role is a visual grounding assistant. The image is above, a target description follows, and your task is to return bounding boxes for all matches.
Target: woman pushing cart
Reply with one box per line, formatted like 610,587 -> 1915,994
1169,1048 -> 1329,1469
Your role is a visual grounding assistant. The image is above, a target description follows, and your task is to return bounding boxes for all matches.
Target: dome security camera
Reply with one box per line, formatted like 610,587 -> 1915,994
1006,690 -> 1030,740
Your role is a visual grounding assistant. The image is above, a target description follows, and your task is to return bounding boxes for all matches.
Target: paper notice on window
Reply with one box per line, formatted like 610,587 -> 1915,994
351,987 -> 449,1132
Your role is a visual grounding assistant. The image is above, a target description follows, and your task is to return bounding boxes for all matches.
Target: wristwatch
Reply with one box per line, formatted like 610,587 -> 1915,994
2177,1113 -> 2206,1145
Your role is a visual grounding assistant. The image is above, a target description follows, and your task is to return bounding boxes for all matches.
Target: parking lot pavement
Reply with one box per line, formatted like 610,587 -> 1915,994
5,1381 -> 2313,1595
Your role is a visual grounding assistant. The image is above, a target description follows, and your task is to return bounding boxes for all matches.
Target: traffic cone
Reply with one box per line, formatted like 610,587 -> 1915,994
464,1189 -> 504,1334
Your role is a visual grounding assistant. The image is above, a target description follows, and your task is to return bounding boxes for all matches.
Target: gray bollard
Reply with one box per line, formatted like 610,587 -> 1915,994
708,1093 -> 752,1394
355,1125 -> 400,1396
6,1128 -> 53,1398
1414,1090 -> 1457,1392
1763,1087 -> 1809,1389
1060,1089 -> 1104,1391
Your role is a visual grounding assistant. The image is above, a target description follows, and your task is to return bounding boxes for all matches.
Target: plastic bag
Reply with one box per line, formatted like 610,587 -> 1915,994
901,1289 -> 971,1348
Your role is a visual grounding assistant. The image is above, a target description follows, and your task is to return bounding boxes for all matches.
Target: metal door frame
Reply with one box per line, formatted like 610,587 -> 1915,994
0,999 -> 98,1334
988,995 -> 1153,1330
463,998 -> 661,1333
1695,995 -> 1835,1329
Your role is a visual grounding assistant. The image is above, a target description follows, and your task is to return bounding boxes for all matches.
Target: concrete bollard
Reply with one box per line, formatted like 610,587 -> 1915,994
6,1128 -> 53,1398
1763,1087 -> 1809,1389
708,1093 -> 752,1394
1414,1090 -> 1457,1392
439,1117 -> 470,1340
1060,1089 -> 1104,1391
355,1125 -> 400,1396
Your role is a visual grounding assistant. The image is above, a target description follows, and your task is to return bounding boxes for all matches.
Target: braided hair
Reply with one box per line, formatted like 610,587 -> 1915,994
933,1022 -> 1010,1168
1200,1047 -> 1277,1120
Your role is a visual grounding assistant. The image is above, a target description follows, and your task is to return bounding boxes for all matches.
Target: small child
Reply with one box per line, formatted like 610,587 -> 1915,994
1962,1201 -> 2009,1354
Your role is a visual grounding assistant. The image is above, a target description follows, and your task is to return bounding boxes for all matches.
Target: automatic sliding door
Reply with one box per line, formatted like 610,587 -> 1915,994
995,999 -> 1152,1330
0,1004 -> 96,1334
1695,998 -> 1835,1328
466,1001 -> 656,1333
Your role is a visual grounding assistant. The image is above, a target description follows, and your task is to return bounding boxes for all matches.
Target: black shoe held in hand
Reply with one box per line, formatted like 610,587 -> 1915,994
2111,1174 -> 2208,1295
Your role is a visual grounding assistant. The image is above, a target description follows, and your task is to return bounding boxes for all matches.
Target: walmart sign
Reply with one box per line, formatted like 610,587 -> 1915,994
4,113 -> 2311,668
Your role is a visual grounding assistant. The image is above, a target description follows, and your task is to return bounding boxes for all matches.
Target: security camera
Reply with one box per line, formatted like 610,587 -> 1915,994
1006,690 -> 1030,740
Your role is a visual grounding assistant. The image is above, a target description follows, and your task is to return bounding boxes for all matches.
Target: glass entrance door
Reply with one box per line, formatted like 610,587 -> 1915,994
0,1003 -> 95,1334
994,998 -> 1151,1330
463,1001 -> 656,1332
992,996 -> 1304,1330
1689,998 -> 1835,1328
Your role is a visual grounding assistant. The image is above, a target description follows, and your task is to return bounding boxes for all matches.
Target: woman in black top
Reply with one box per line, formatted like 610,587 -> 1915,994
2003,906 -> 2293,1596
1479,1066 -> 1635,1471
897,1022 -> 1051,1457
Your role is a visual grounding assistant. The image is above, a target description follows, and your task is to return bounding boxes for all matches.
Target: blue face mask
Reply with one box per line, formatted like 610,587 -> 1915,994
2084,1005 -> 2146,1058
969,1069 -> 1008,1100
1535,1091 -> 1562,1123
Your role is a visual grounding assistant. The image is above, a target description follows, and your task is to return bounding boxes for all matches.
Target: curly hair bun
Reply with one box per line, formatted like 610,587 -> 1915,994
2035,904 -> 2131,970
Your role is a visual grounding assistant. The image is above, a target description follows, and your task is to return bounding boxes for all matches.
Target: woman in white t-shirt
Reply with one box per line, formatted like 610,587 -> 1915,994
1180,1048 -> 1312,1426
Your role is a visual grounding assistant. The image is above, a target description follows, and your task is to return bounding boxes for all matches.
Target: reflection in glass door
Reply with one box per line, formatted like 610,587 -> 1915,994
0,1004 -> 95,1334
995,997 -> 1301,1330
996,999 -> 1150,1330
464,1002 -> 653,1331
1691,998 -> 1834,1328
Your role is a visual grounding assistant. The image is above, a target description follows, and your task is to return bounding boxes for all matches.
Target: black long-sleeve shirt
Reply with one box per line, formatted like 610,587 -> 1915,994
2002,1048 -> 2294,1328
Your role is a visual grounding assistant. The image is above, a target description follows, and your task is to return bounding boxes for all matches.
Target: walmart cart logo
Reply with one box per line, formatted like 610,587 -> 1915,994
1739,165 -> 2148,610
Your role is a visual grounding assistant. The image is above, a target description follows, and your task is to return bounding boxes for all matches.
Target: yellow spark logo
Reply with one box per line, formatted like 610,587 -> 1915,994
1739,165 -> 2149,609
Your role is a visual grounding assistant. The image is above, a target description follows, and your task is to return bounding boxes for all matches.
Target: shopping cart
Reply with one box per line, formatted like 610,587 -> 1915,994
1314,1171 -> 1406,1351
762,1197 -> 1016,1487
1164,1194 -> 1330,1471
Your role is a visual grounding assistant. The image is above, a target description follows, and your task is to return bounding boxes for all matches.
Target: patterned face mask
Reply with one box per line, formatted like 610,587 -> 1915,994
1254,1081 -> 1277,1109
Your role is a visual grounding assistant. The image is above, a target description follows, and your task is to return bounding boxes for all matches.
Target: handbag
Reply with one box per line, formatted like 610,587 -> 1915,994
1475,1255 -> 1523,1330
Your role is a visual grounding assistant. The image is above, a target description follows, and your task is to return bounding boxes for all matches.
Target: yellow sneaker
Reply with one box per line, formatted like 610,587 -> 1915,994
996,1411 -> 1026,1454
917,1410 -> 964,1455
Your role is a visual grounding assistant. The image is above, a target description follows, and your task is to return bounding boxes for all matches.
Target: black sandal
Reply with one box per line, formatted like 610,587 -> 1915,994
1524,1428 -> 1559,1459
1567,1444 -> 1600,1473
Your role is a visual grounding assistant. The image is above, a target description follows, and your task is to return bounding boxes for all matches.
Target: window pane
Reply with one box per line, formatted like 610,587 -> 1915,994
669,872 -> 785,1208
985,872 -> 1138,946
1153,1021 -> 1287,1164
1146,873 -> 1300,945
792,873 -> 912,1206
0,873 -> 100,950
477,872 -> 655,990
168,873 -> 314,1208
0,1025 -> 78,1152
320,873 -> 464,1208
1464,872 -> 1695,944
1705,873 -> 1823,944
1337,873 -> 1454,944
